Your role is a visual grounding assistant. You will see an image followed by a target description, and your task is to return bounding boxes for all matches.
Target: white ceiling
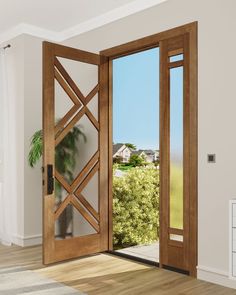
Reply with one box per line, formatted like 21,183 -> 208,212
0,0 -> 167,44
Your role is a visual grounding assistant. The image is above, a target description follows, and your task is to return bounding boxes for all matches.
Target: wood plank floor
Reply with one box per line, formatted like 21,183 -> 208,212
0,244 -> 236,294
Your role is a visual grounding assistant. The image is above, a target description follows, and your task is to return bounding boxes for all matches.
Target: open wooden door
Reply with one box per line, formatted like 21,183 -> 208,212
42,42 -> 109,264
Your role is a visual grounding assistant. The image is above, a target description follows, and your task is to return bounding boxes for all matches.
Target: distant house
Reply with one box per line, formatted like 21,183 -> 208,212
113,144 -> 159,164
138,150 -> 159,163
131,149 -> 159,163
113,143 -> 132,163
131,150 -> 147,160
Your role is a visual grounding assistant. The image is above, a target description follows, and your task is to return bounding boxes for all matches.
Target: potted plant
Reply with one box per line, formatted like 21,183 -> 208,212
28,124 -> 86,238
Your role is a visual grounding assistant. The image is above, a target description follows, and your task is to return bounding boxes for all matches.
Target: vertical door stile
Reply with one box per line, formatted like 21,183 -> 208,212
43,42 -> 56,264
99,55 -> 109,251
159,39 -> 169,268
183,33 -> 190,271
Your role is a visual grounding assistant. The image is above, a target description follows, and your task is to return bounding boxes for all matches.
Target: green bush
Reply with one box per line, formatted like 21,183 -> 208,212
129,154 -> 145,167
113,167 -> 159,249
170,165 -> 183,229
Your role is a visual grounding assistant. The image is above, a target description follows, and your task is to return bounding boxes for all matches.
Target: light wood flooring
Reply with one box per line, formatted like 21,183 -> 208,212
0,244 -> 236,295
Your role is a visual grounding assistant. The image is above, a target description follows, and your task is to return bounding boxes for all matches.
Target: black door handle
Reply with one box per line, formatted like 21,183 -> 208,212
47,164 -> 54,195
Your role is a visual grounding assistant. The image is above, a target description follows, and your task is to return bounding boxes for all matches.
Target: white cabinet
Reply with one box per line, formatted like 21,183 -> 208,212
229,200 -> 236,279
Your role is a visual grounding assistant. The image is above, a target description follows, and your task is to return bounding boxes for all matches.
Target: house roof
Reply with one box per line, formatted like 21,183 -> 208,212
139,149 -> 159,155
131,150 -> 145,156
139,149 -> 154,155
113,143 -> 125,155
113,145 -> 159,157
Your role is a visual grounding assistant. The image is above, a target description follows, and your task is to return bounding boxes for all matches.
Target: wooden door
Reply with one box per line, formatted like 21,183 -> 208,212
42,42 -> 109,264
159,32 -> 197,276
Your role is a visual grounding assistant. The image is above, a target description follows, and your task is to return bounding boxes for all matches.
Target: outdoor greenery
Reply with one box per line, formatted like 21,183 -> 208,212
128,154 -> 145,167
170,165 -> 183,229
116,164 -> 133,172
113,155 -> 123,164
125,143 -> 137,150
112,162 -> 183,248
113,167 -> 159,249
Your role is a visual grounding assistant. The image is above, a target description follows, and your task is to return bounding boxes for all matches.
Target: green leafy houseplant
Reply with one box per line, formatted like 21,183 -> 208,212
28,124 -> 86,238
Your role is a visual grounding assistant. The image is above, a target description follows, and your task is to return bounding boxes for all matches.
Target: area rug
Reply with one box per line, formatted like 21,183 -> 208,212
0,266 -> 85,295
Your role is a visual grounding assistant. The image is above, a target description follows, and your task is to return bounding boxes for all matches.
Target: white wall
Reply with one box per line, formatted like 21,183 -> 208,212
1,36 -> 25,245
23,35 -> 43,244
2,0 -> 236,288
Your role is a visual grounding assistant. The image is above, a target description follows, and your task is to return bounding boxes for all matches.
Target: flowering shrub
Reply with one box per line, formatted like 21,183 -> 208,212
113,167 -> 159,248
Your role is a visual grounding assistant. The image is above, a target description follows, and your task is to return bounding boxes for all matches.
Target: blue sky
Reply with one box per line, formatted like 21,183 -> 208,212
170,67 -> 183,159
112,47 -> 183,155
113,48 -> 159,150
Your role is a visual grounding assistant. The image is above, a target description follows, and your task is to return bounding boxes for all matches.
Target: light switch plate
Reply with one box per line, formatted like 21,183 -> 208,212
207,154 -> 216,163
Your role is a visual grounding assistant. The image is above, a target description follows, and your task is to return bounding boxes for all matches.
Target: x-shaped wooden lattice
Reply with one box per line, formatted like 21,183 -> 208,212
53,57 -> 100,233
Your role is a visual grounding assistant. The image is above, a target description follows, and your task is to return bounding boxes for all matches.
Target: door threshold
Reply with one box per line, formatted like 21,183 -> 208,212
106,251 -> 189,276
162,264 -> 189,276
106,250 -> 159,267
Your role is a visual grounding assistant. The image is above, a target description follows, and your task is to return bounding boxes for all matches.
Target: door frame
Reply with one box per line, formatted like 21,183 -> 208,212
100,21 -> 198,276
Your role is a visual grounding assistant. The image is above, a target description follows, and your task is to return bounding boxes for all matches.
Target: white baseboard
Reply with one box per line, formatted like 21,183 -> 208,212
12,234 -> 42,247
197,265 -> 236,289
